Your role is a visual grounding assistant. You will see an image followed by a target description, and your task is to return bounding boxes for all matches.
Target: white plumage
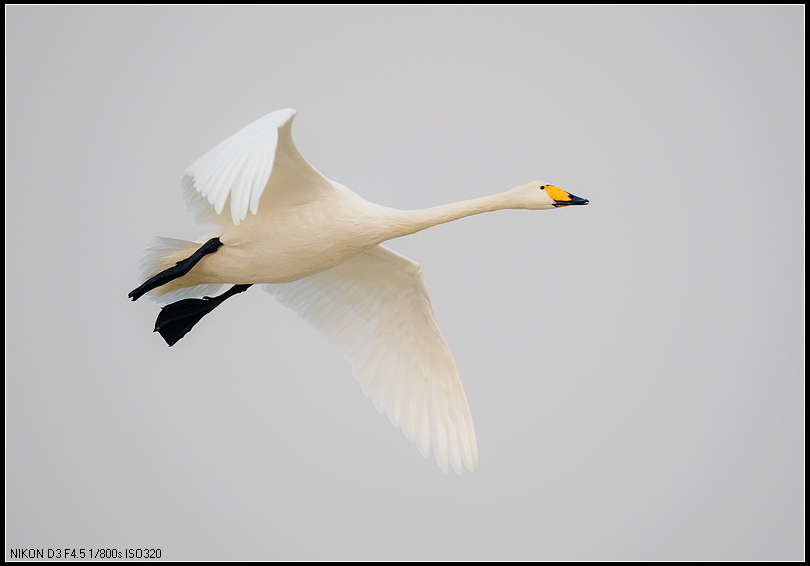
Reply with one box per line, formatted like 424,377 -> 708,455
134,108 -> 587,474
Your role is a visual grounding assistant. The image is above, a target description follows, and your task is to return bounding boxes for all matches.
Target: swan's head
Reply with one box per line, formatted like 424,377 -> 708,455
509,182 -> 589,210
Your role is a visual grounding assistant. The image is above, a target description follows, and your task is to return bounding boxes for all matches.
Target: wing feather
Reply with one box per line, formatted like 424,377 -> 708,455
264,245 -> 478,474
182,109 -> 333,226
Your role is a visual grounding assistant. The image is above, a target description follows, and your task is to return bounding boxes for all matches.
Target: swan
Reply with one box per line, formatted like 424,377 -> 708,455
129,108 -> 588,475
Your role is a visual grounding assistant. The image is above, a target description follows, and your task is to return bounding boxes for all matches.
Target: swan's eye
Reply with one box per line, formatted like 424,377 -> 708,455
539,185 -> 546,190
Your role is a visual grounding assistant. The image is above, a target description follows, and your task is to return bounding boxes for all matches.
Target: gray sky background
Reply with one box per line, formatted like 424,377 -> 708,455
6,6 -> 804,560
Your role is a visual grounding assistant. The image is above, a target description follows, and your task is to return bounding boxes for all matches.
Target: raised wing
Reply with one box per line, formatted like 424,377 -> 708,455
264,245 -> 478,474
182,108 -> 334,226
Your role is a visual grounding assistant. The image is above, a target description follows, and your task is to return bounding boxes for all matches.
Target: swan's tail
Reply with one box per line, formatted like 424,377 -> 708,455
132,237 -> 224,304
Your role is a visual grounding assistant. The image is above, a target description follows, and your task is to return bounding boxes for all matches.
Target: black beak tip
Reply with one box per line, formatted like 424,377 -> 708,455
554,194 -> 589,207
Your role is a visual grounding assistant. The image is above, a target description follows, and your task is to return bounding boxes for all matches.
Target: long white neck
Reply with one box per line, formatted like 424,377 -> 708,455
390,191 -> 523,238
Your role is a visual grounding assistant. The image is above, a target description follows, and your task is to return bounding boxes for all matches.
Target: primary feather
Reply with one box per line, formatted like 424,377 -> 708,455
266,245 -> 478,474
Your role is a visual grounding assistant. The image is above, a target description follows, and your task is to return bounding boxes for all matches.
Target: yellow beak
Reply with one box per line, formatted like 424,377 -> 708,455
545,185 -> 589,207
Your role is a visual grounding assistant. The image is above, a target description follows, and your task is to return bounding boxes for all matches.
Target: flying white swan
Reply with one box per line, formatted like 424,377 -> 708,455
129,108 -> 588,475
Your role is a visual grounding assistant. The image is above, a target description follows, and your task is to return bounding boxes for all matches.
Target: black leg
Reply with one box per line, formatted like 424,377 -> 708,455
154,284 -> 253,346
128,237 -> 223,301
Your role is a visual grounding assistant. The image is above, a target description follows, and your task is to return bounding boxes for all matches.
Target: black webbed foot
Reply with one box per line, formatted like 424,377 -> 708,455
154,284 -> 252,346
